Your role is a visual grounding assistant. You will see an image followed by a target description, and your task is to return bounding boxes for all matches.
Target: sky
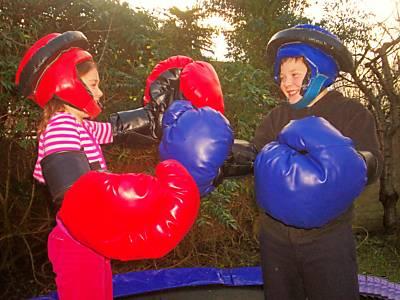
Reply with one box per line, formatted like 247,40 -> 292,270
306,0 -> 398,23
126,0 -> 399,60
127,0 -> 229,60
127,0 -> 197,11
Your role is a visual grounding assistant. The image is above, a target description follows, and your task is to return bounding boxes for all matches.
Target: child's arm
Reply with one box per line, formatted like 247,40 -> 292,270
38,113 -> 84,202
83,119 -> 113,145
342,102 -> 383,185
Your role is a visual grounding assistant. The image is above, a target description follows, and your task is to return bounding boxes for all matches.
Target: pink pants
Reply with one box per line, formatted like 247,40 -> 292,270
48,219 -> 113,300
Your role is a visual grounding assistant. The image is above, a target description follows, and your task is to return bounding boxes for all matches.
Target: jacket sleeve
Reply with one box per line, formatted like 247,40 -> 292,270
252,107 -> 280,151
342,103 -> 383,184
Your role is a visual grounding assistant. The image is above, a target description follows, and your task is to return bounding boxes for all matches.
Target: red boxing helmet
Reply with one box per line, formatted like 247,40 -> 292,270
15,31 -> 102,118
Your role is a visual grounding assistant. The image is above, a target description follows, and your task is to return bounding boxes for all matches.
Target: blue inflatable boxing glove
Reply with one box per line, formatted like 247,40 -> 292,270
159,100 -> 233,196
254,116 -> 367,228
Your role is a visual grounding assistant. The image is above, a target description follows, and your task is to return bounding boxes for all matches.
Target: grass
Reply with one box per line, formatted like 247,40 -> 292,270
357,233 -> 400,282
353,181 -> 400,283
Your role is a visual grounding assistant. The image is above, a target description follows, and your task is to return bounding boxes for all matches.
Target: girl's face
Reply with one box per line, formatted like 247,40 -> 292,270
66,67 -> 103,121
279,58 -> 308,104
80,67 -> 103,104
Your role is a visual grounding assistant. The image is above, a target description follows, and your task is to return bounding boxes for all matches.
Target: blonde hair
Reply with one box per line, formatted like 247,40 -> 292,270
36,60 -> 97,135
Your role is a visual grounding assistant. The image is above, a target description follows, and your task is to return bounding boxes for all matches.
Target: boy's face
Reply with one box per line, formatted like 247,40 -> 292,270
279,58 -> 308,104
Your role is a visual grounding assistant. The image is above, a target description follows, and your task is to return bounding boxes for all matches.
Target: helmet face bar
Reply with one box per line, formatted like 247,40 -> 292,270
15,31 -> 102,118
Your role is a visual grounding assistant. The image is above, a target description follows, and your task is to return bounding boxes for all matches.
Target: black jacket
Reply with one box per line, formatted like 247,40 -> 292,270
253,90 -> 383,177
252,90 -> 383,226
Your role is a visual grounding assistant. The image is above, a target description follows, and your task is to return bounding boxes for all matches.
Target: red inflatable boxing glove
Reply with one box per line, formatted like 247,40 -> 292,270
58,160 -> 200,261
143,55 -> 193,106
143,56 -> 224,114
180,61 -> 224,114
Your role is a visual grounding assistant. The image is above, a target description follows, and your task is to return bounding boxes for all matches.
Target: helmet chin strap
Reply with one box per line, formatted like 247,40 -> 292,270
291,74 -> 329,109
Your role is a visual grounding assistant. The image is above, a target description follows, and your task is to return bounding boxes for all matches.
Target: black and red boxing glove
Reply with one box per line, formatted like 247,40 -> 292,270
110,55 -> 225,144
179,61 -> 224,113
144,55 -> 225,114
109,56 -> 194,144
143,55 -> 194,109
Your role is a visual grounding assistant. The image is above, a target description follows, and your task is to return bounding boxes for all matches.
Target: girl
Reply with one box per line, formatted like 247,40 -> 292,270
35,60 -> 113,300
16,31 -> 200,299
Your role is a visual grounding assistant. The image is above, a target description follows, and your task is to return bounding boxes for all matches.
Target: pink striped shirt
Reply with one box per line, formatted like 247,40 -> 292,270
33,112 -> 113,183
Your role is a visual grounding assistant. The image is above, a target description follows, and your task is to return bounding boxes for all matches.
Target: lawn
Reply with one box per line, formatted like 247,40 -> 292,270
354,183 -> 400,282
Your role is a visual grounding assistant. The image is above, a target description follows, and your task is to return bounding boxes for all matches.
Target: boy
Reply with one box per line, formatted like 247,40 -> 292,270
253,24 -> 382,300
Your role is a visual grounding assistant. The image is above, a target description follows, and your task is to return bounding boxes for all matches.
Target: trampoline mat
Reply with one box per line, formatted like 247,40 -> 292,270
120,285 -> 263,299
31,267 -> 400,300
119,285 -> 385,300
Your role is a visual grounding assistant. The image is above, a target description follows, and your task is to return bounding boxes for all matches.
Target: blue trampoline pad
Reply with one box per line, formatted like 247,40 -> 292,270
31,266 -> 400,300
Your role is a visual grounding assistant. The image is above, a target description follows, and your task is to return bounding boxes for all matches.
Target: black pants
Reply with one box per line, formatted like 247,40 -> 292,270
259,212 -> 359,300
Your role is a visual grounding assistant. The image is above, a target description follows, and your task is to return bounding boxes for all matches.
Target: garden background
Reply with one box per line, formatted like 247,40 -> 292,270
1,0 -> 399,298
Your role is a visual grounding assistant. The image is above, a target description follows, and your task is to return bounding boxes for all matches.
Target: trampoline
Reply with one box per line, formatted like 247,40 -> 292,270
32,266 -> 400,300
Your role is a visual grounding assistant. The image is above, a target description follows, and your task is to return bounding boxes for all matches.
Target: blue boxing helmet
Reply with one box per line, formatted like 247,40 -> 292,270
265,24 -> 354,109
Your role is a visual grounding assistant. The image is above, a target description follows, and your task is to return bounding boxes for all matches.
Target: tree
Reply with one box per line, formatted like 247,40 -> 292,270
351,32 -> 400,232
204,0 -> 311,67
156,6 -> 216,60
0,1 -> 221,297
320,0 -> 400,232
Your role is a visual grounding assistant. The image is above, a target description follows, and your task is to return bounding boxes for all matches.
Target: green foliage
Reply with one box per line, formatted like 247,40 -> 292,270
156,7 -> 216,60
316,0 -> 375,57
0,0 -> 217,126
215,61 -> 277,140
198,180 -> 242,230
1,1 -> 399,298
317,0 -> 374,45
0,1 -> 216,298
204,0 -> 312,68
